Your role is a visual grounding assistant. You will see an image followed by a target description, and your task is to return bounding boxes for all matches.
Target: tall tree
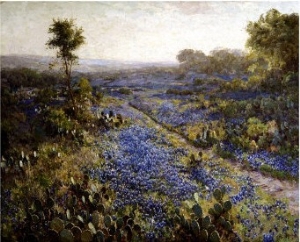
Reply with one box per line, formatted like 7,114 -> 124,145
46,18 -> 85,115
246,9 -> 299,73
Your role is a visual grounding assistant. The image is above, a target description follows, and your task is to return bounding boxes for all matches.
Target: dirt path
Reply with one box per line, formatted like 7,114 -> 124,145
247,171 -> 299,215
123,100 -> 299,216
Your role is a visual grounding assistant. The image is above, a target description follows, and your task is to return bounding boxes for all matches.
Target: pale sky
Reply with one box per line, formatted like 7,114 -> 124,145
1,1 -> 299,63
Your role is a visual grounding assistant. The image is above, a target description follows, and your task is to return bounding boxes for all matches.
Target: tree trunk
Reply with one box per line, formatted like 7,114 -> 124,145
64,58 -> 77,116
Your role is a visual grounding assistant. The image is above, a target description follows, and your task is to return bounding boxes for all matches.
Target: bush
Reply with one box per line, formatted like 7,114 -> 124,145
35,87 -> 56,105
118,87 -> 132,95
260,164 -> 291,180
247,117 -> 268,141
193,78 -> 205,86
95,91 -> 104,101
44,108 -> 74,136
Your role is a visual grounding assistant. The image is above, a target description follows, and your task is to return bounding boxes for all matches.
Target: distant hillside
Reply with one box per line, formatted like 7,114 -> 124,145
0,55 -> 178,72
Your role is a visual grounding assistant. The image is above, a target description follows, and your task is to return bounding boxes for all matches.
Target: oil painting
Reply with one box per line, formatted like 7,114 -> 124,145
1,1 -> 299,241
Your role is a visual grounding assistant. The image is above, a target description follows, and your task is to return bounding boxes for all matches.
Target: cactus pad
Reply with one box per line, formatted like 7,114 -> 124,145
209,230 -> 221,242
104,215 -> 112,228
223,200 -> 232,212
60,229 -> 74,242
50,217 -> 64,232
214,203 -> 223,216
191,219 -> 200,236
202,215 -> 211,229
81,230 -> 93,242
192,203 -> 203,218
199,229 -> 208,241
213,188 -> 223,202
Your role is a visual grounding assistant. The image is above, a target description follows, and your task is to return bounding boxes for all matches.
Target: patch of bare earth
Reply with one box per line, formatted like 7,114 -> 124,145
247,171 -> 299,215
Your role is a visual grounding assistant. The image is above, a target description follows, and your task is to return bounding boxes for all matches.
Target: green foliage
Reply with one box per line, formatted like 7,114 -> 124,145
166,89 -> 193,95
5,175 -> 144,241
193,78 -> 205,86
44,108 -> 74,136
95,91 -> 104,101
35,87 -> 56,105
176,48 -> 249,75
221,78 -> 247,91
260,164 -> 293,180
176,49 -> 207,72
77,77 -> 92,99
194,125 -> 218,148
47,18 -> 86,114
47,18 -> 85,63
246,9 -> 299,73
118,87 -> 133,95
246,117 -> 268,141
170,188 -> 240,241
209,230 -> 220,242
192,203 -> 203,218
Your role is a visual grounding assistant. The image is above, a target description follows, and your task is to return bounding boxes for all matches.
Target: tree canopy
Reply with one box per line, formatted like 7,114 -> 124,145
246,9 -> 299,73
176,48 -> 249,76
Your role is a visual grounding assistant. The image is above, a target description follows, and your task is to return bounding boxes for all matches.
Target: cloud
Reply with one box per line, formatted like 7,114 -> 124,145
1,1 -> 298,62
170,2 -> 216,15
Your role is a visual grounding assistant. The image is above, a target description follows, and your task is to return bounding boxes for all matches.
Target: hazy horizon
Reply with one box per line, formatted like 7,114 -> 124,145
1,1 -> 298,63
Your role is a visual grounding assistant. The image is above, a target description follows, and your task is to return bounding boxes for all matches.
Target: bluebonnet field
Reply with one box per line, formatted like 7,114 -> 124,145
1,66 -> 298,241
86,91 -> 299,241
220,141 -> 299,177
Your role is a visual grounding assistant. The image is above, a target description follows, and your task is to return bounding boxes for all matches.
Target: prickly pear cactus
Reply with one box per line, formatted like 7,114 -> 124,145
191,219 -> 201,236
95,230 -> 105,242
209,230 -> 221,242
213,188 -> 223,202
116,217 -> 124,229
60,229 -> 74,242
92,211 -> 101,229
202,215 -> 211,229
214,203 -> 223,217
199,229 -> 208,241
104,215 -> 112,228
192,203 -> 203,218
51,217 -> 64,233
223,200 -> 232,212
71,226 -> 82,242
81,229 -> 93,242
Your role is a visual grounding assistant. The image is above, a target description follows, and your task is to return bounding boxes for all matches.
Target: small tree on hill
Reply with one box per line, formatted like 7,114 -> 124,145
46,18 -> 85,116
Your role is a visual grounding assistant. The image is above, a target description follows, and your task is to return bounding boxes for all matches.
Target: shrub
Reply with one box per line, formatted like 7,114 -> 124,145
95,91 -> 104,101
246,117 -> 268,141
44,108 -> 74,136
193,78 -> 205,86
35,87 -> 56,105
78,77 -> 92,97
118,87 -> 132,95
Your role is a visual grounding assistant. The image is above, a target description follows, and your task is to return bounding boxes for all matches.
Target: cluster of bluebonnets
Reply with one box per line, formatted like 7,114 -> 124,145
87,120 -> 299,241
220,141 -> 299,177
130,98 -> 206,127
89,125 -> 200,233
156,102 -> 205,127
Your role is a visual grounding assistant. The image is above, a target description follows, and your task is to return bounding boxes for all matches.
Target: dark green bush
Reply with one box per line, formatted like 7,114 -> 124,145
118,87 -> 133,95
193,78 -> 205,86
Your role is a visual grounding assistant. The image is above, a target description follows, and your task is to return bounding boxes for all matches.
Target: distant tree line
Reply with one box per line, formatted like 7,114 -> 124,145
1,68 -> 62,91
177,9 -> 299,82
176,48 -> 250,76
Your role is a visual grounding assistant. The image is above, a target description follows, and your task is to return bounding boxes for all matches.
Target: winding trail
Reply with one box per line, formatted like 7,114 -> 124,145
122,99 -> 299,216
